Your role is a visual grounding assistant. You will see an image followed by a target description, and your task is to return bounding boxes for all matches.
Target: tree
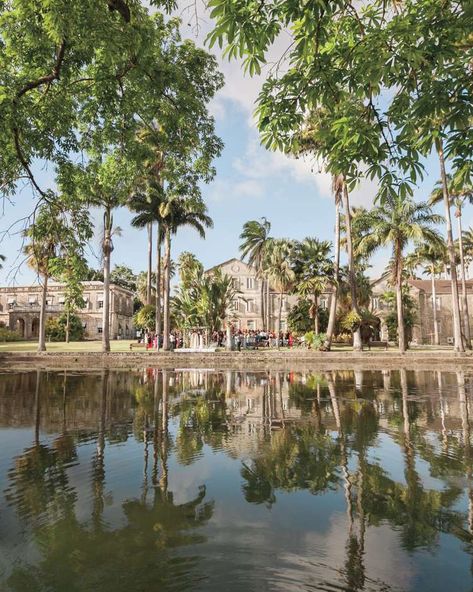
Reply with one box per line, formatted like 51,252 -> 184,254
133,305 -> 156,334
178,252 -> 204,289
84,154 -> 132,353
291,238 -> 333,334
264,240 -> 295,346
46,313 -> 85,342
239,218 -> 272,330
109,265 -> 137,292
357,196 -> 443,351
288,299 -> 329,335
23,199 -> 90,351
430,176 -> 473,347
23,209 -> 58,351
161,195 -> 213,350
407,242 -> 447,345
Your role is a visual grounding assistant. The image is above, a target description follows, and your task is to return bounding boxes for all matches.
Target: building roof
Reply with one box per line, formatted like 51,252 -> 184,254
204,258 -> 254,274
0,281 -> 134,296
408,279 -> 473,295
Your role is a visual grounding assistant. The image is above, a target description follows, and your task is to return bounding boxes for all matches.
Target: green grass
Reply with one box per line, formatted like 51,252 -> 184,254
0,340 -> 137,353
0,340 -> 457,354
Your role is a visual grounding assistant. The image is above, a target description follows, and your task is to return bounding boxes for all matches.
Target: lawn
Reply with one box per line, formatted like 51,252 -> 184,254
0,340 -> 137,353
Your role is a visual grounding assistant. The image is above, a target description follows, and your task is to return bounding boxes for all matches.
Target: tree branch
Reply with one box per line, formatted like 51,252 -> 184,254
16,39 -> 67,99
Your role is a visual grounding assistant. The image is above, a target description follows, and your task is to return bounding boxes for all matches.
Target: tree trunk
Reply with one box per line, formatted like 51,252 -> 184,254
314,292 -> 319,334
155,225 -> 162,349
436,138 -> 464,352
341,181 -> 362,350
457,210 -> 471,348
277,292 -> 283,349
147,222 -> 153,305
431,268 -> 440,346
324,201 -> 340,351
65,309 -> 70,343
162,228 -> 171,350
260,277 -> 266,330
38,272 -> 48,352
102,209 -> 112,353
396,247 -> 406,353
266,279 -> 271,331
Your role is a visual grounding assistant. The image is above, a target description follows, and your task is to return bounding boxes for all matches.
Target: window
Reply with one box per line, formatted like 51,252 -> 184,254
371,297 -> 380,310
320,298 -> 328,310
247,320 -> 255,330
29,295 -> 38,306
232,277 -> 240,289
45,297 -> 54,306
58,296 -> 65,305
7,297 -> 15,309
246,299 -> 255,313
430,296 -> 441,311
230,299 -> 239,312
98,300 -> 104,309
246,277 -> 256,290
97,326 -> 103,334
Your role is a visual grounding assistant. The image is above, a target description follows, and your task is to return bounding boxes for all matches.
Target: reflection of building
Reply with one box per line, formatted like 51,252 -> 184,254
371,278 -> 473,345
205,258 -> 331,331
0,281 -> 134,340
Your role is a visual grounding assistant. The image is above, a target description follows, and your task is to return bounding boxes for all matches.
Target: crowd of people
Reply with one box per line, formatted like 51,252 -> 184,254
137,327 -> 298,350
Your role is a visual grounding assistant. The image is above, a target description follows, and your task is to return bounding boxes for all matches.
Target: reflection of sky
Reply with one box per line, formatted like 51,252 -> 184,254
1,370 -> 473,591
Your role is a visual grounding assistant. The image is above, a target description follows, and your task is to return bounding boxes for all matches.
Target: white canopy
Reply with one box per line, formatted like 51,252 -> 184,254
28,295 -> 38,303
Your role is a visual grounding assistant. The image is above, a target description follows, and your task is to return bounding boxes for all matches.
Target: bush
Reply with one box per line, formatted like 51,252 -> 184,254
288,300 -> 329,335
46,313 -> 84,342
133,304 -> 155,332
304,331 -> 327,350
0,326 -> 22,342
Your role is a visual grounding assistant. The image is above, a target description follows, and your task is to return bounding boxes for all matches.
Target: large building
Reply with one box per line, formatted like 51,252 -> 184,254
0,281 -> 134,340
205,258 -> 331,331
371,277 -> 473,345
207,257 -> 473,344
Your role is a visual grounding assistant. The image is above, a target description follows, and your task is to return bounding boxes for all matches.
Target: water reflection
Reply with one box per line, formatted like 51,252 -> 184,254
1,368 -> 473,591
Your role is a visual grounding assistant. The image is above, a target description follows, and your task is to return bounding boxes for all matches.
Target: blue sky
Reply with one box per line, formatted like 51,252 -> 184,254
0,1 -> 459,286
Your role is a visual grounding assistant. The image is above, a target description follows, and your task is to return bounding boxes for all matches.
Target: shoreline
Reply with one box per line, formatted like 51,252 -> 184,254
2,349 -> 473,371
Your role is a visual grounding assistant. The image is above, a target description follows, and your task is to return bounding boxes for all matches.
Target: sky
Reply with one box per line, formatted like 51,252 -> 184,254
0,0 -> 459,286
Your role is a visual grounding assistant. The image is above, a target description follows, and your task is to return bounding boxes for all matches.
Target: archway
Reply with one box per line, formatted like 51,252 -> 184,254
31,318 -> 40,339
15,318 -> 25,339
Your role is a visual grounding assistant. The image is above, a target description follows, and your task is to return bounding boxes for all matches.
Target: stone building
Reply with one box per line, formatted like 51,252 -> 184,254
0,281 -> 134,340
205,258 -> 332,331
371,277 -> 473,345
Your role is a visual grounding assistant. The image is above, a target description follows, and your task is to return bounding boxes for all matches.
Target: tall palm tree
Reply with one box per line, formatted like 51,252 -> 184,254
323,175 -> 343,350
430,176 -> 473,348
264,240 -> 295,347
292,237 -> 333,334
435,139 -> 464,352
407,241 -> 447,345
239,218 -> 272,330
357,195 -> 444,352
161,196 -> 213,350
136,124 -> 166,306
129,181 -> 166,344
340,178 -> 364,351
23,209 -> 59,352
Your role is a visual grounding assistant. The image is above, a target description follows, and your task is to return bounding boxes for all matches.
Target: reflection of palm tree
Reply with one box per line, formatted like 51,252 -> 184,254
327,371 -> 366,591
91,370 -> 108,531
5,371 -> 76,526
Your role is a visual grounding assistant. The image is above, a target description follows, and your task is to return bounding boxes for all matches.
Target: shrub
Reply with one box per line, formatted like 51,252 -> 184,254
304,331 -> 327,350
46,313 -> 84,342
0,327 -> 22,342
133,304 -> 155,332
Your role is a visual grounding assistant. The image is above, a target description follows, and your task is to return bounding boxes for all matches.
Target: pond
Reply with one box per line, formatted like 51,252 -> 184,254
0,367 -> 472,592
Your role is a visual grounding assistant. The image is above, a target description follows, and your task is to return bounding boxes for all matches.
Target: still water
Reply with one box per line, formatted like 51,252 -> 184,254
0,367 -> 473,591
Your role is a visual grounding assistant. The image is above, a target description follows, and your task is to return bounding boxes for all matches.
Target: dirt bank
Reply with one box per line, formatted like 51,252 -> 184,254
1,350 -> 473,372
